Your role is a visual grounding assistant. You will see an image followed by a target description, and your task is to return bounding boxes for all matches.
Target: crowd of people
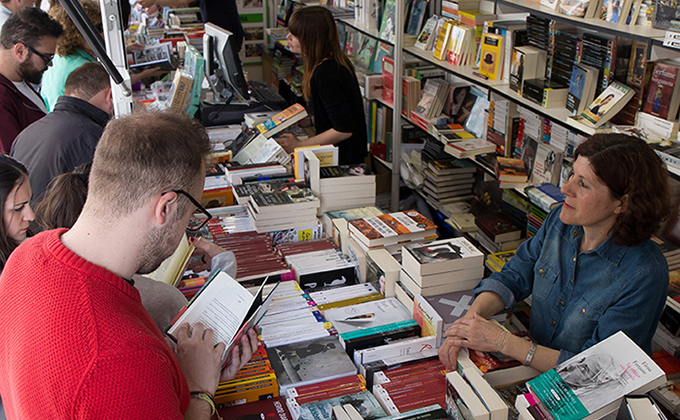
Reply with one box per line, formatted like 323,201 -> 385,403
0,1 -> 675,419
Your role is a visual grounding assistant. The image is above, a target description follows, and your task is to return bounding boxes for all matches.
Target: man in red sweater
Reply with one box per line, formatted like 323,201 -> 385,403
0,110 -> 258,419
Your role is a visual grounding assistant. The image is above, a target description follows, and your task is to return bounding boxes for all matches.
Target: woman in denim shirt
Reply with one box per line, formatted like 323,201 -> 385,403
439,134 -> 671,372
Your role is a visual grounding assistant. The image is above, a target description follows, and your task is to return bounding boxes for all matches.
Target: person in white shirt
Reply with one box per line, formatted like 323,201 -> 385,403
0,0 -> 34,28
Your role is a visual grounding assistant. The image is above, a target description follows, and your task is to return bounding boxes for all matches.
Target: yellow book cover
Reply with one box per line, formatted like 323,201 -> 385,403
479,33 -> 504,80
433,20 -> 454,60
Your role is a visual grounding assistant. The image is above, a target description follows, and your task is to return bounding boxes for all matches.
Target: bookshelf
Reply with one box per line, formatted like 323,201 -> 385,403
336,0 -> 680,212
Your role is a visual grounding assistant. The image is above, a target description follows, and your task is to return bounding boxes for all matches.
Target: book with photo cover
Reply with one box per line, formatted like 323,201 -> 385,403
479,33 -> 504,81
415,15 -> 439,51
250,188 -> 320,213
130,42 -> 177,70
566,63 -> 599,116
266,336 -> 358,392
401,237 -> 484,277
527,331 -> 666,420
642,61 -> 680,120
579,81 -> 634,127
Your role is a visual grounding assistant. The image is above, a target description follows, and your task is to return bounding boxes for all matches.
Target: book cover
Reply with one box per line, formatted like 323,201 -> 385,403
530,142 -> 564,186
407,0 -> 427,35
642,62 -> 680,119
324,297 -> 413,336
415,15 -> 439,51
527,331 -> 666,420
130,42 -> 176,70
433,20 -> 454,60
580,81 -> 634,127
402,237 -> 484,277
355,36 -> 378,71
297,391 -> 386,420
508,47 -> 527,95
219,396 -> 292,420
475,212 -> 522,243
495,157 -> 529,182
266,336 -> 357,391
559,0 -> 591,17
348,210 -> 437,247
251,188 -> 319,211
566,63 -> 599,116
256,104 -> 308,138
479,33 -> 504,81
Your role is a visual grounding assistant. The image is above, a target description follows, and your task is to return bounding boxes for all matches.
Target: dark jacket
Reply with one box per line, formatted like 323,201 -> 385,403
0,72 -> 46,154
11,95 -> 110,202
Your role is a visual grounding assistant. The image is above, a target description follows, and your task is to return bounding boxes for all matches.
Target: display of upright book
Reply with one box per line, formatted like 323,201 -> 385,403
508,46 -> 548,96
256,103 -> 308,138
479,33 -> 504,81
530,142 -> 564,186
566,63 -> 599,116
166,271 -> 279,366
579,81 -> 635,128
432,19 -> 454,60
415,15 -> 440,51
527,331 -> 666,420
642,61 -> 680,120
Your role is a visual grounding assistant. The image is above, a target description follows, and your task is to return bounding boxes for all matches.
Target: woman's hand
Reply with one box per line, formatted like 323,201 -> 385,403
438,312 -> 507,371
187,236 -> 228,272
274,132 -> 301,154
220,327 -> 260,382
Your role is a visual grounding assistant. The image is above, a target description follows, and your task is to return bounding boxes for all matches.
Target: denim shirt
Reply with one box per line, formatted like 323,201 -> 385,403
473,204 -> 668,365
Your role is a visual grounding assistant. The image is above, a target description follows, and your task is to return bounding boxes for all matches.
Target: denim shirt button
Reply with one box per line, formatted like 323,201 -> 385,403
551,320 -> 556,326
570,279 -> 573,284
572,257 -> 577,263
581,308 -> 586,314
539,269 -> 545,275
560,301 -> 565,307
572,230 -> 578,236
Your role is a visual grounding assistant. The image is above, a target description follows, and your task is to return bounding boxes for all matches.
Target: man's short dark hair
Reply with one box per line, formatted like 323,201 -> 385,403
64,62 -> 110,100
0,8 -> 64,50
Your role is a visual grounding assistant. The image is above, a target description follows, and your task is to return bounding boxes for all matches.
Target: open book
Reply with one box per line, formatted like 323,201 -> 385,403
146,234 -> 195,286
166,271 -> 279,367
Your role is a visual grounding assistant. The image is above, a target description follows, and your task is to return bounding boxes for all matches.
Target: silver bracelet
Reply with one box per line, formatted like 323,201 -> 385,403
524,341 -> 537,367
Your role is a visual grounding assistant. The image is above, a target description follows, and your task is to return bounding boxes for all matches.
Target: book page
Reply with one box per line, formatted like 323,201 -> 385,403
167,271 -> 254,347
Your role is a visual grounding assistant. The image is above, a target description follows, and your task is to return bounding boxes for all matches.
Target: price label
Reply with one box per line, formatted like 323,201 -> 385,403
663,31 -> 680,49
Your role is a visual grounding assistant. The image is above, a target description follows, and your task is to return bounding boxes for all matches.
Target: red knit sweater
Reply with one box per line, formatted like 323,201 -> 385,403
0,229 -> 190,419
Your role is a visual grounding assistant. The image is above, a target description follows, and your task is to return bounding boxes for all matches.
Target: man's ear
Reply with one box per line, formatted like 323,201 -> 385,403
153,191 -> 178,226
12,42 -> 29,61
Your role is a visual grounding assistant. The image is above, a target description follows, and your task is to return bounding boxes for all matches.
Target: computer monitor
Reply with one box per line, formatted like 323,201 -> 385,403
203,22 -> 250,104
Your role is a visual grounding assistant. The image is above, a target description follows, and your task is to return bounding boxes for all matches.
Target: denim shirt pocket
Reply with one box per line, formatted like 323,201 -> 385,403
532,262 -> 559,301
563,295 -> 607,344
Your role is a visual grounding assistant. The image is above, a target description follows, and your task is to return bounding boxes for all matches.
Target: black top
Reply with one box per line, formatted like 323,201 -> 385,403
11,96 -> 110,203
310,59 -> 367,165
200,0 -> 244,52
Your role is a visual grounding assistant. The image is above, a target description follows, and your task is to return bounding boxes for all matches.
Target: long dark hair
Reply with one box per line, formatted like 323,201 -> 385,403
287,6 -> 355,101
35,163 -> 90,231
0,156 -> 30,270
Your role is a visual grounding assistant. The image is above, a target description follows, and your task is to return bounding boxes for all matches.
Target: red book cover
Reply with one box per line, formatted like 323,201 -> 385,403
292,384 -> 367,405
394,393 -> 445,413
286,374 -> 365,398
382,56 -> 395,105
642,62 -> 679,119
218,396 -> 290,420
380,359 -> 444,378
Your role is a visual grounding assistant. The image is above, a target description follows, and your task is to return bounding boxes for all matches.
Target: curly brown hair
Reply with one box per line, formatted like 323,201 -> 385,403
574,133 -> 671,246
49,0 -> 101,57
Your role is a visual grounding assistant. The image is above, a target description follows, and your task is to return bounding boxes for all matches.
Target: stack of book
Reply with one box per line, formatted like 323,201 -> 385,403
308,283 -> 383,311
209,231 -> 293,284
524,182 -> 565,213
443,137 -> 497,159
283,247 -> 357,292
445,366 -> 510,420
232,178 -> 304,205
225,162 -> 288,186
295,390 -> 386,420
486,97 -> 520,156
247,188 -> 320,234
305,161 -> 376,214
257,280 -> 337,347
214,345 -> 279,407
495,157 -> 529,189
422,158 -> 476,204
372,358 -> 448,415
652,235 -> 680,271
397,238 -> 485,307
526,204 -> 548,238
323,297 -> 420,358
412,79 -> 450,120
321,206 -> 385,255
347,210 -> 438,254
475,212 -> 524,253
284,375 -> 369,420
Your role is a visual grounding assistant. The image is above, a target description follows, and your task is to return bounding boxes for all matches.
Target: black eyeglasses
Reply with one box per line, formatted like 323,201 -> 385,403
167,189 -> 212,232
23,43 -> 54,65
